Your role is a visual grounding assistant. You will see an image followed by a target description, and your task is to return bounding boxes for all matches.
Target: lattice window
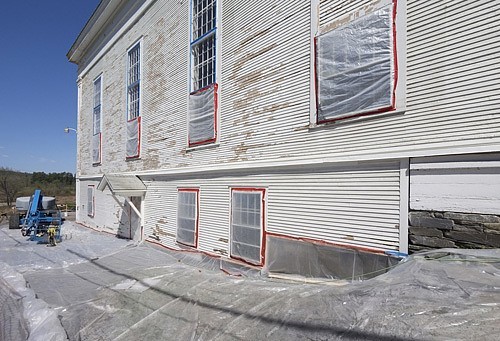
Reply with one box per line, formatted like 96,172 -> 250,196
127,43 -> 140,120
191,0 -> 217,91
177,189 -> 199,247
93,76 -> 101,135
230,189 -> 265,265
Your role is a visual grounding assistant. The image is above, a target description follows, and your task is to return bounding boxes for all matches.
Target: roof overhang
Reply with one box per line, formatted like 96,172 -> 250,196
67,0 -> 121,64
97,174 -> 146,197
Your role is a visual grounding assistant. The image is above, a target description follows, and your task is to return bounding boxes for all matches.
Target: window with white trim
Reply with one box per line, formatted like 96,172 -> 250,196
189,0 -> 218,146
315,0 -> 404,123
92,76 -> 102,164
127,43 -> 140,120
177,189 -> 199,247
230,189 -> 265,265
87,185 -> 95,217
126,41 -> 141,158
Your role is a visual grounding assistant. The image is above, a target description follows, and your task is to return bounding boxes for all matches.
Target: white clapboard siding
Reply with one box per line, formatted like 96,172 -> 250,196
410,154 -> 500,214
142,161 -> 401,256
78,180 -> 123,233
76,0 -> 500,178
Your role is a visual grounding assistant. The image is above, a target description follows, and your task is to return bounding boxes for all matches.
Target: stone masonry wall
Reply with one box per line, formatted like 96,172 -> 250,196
408,211 -> 500,253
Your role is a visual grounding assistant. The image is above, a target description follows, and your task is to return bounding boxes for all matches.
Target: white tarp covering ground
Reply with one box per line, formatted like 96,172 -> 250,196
1,221 -> 499,340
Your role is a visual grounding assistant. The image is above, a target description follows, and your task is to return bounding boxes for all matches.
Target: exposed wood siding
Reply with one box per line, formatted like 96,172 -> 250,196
410,154 -> 500,215
76,0 -> 500,178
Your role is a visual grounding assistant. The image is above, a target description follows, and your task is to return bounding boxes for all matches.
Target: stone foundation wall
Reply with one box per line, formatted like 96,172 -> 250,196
408,211 -> 500,253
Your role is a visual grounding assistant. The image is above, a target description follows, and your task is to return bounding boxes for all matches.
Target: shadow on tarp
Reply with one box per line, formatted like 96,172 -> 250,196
64,248 -> 418,341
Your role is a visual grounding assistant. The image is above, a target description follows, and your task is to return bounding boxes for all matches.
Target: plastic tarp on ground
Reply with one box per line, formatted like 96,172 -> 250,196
188,84 -> 216,145
316,4 -> 394,121
1,222 -> 500,340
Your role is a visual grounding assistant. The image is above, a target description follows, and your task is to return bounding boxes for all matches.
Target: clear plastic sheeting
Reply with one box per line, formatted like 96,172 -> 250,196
188,84 -> 216,145
0,263 -> 66,341
126,117 -> 140,158
2,222 -> 500,340
264,235 -> 401,280
317,4 -> 394,122
176,190 -> 197,246
91,133 -> 101,164
231,191 -> 263,265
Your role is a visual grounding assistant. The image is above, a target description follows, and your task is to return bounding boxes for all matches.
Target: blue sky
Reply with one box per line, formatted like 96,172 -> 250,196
0,1 -> 100,174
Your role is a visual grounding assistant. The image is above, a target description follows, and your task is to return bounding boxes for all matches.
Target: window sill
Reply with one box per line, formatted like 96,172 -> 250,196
309,108 -> 406,130
185,143 -> 220,153
125,156 -> 141,161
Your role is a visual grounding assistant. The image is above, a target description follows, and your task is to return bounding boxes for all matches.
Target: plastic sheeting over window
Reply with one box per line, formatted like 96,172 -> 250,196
231,190 -> 264,265
188,83 -> 217,146
92,133 -> 101,164
126,117 -> 141,158
87,186 -> 94,217
316,4 -> 395,122
177,190 -> 198,247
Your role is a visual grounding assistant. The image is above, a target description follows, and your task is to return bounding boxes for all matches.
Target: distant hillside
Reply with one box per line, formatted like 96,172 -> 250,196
0,168 -> 75,210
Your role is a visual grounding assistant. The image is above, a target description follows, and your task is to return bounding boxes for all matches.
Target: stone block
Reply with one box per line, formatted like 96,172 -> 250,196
454,241 -> 489,249
443,212 -> 500,225
409,215 -> 454,230
408,244 -> 432,254
409,235 -> 456,248
408,227 -> 443,238
452,224 -> 483,233
483,223 -> 500,232
445,231 -> 500,248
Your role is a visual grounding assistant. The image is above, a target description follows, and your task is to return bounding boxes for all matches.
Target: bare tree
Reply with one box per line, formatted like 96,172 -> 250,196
0,168 -> 22,207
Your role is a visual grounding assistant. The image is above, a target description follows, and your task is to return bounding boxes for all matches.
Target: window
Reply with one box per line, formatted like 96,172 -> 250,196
230,188 -> 266,266
126,42 -> 141,158
315,0 -> 402,123
87,185 -> 95,217
92,76 -> 102,164
177,189 -> 199,247
127,43 -> 141,120
189,0 -> 218,146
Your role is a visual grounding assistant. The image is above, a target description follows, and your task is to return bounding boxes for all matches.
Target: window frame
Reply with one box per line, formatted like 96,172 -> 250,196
126,41 -> 141,121
126,39 -> 143,159
229,188 -> 267,266
92,75 -> 102,165
87,185 -> 95,217
190,0 -> 217,92
188,0 -> 219,147
176,188 -> 200,248
312,0 -> 405,125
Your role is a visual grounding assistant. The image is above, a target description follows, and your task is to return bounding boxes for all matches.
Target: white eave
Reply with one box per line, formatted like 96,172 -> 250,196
98,174 -> 146,197
67,0 -> 121,64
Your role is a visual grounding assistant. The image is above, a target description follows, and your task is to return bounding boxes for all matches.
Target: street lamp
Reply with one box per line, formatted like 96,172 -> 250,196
64,127 -> 77,134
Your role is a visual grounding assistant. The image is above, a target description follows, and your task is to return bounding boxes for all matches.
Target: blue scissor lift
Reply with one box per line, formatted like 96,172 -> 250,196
20,190 -> 62,243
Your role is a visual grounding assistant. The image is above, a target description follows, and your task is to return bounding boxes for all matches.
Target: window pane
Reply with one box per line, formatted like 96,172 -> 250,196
93,77 -> 101,135
191,34 -> 216,91
317,5 -> 393,121
192,0 -> 216,41
127,44 -> 140,120
177,191 -> 198,246
231,191 -> 262,264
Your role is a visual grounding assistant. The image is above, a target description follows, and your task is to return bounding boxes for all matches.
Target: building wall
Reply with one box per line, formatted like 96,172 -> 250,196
140,160 -> 402,257
73,0 -> 500,258
76,0 -> 500,178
